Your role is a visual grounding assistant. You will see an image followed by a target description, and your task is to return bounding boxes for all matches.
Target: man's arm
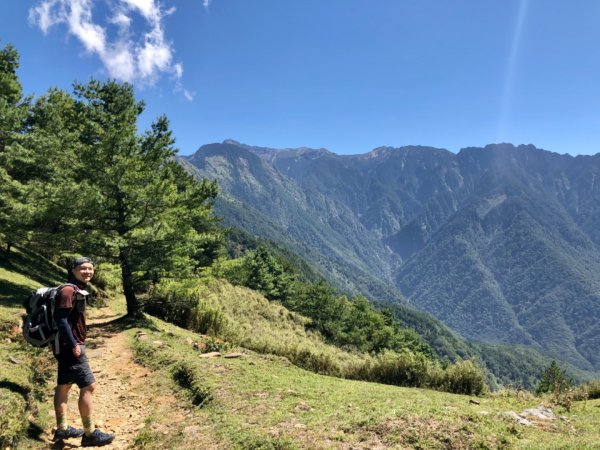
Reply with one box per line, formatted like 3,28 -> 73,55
55,307 -> 78,350
54,285 -> 81,357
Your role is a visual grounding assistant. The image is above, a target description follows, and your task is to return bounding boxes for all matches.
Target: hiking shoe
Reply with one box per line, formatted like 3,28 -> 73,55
81,429 -> 115,447
53,425 -> 84,440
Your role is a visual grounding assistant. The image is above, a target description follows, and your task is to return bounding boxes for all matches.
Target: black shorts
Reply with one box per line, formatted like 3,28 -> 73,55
54,345 -> 96,388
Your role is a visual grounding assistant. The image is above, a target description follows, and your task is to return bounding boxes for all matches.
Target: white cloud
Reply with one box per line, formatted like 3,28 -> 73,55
29,0 -> 187,93
203,0 -> 211,9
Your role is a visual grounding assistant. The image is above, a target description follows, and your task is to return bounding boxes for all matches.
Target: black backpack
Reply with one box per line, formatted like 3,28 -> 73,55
22,284 -> 89,350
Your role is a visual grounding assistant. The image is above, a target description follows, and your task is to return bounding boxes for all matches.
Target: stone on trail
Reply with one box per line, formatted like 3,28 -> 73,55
199,352 -> 221,358
224,352 -> 244,359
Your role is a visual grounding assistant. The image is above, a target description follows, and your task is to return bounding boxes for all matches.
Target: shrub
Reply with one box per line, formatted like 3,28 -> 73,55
145,279 -> 206,328
206,258 -> 249,286
573,380 -> 600,401
366,350 -> 431,388
288,347 -> 341,376
189,299 -> 227,336
440,359 -> 487,395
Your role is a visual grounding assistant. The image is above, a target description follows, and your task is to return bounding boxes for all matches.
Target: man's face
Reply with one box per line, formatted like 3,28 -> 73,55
72,262 -> 95,283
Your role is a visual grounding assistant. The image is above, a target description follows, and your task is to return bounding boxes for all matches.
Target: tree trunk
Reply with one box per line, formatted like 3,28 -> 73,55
119,247 -> 139,317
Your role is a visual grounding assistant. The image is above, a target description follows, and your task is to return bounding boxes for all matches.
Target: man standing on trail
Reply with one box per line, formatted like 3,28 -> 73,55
52,257 -> 115,447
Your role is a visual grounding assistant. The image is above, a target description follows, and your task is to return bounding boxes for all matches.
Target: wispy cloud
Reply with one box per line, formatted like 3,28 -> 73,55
29,0 -> 190,97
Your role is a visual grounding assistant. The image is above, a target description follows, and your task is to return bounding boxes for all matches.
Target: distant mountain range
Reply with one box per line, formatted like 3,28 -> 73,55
181,140 -> 600,374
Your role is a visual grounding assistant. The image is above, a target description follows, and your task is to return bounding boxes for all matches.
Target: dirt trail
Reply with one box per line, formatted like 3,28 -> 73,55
44,306 -> 183,449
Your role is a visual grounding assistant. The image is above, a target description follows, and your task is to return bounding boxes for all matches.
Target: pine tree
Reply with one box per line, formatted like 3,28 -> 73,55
536,360 -> 571,394
0,44 -> 32,258
30,79 -> 222,316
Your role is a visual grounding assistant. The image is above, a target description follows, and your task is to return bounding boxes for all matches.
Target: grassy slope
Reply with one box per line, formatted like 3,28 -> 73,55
2,249 -> 600,449
0,247 -> 63,448
131,314 -> 600,450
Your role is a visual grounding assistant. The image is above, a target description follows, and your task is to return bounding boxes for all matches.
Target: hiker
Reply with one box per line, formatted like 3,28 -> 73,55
52,257 -> 115,447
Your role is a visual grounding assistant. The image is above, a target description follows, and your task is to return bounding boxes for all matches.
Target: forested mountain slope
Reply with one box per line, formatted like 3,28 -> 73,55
183,141 -> 600,373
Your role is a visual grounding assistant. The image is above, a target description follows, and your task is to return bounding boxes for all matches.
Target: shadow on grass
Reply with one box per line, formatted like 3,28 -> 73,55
0,380 -> 31,401
88,313 -> 159,335
0,279 -> 32,308
0,246 -> 65,288
26,421 -> 46,443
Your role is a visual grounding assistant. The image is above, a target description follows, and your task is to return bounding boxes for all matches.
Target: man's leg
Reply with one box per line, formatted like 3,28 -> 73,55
78,382 -> 115,446
79,382 -> 96,435
54,384 -> 72,430
53,384 -> 84,440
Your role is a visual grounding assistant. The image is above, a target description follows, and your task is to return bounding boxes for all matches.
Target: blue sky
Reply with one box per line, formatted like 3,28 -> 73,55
2,0 -> 600,156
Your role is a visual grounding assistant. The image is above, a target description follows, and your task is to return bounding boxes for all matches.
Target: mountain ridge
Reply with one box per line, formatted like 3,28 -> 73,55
182,140 -> 600,374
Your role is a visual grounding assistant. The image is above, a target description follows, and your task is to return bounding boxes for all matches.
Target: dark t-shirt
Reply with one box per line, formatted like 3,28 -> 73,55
55,284 -> 87,349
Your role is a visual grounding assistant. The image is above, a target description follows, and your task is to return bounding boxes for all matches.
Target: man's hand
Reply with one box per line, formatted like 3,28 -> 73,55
72,345 -> 82,357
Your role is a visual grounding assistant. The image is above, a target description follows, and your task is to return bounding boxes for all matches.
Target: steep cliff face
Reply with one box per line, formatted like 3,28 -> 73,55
183,141 -> 600,372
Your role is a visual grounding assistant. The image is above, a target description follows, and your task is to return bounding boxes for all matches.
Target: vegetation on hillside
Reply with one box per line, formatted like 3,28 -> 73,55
183,137 -> 600,378
130,314 -> 600,450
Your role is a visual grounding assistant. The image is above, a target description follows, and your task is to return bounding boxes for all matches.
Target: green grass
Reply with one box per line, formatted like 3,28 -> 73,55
131,314 -> 600,449
0,247 -> 63,448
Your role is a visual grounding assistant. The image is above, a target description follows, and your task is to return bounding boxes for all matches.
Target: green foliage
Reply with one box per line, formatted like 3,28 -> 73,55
146,277 -> 487,395
361,349 -> 432,388
216,247 -> 433,358
189,298 -> 227,336
145,279 -> 227,336
536,360 -> 572,395
573,380 -> 600,401
438,359 -> 488,395
244,246 -> 294,302
286,281 -> 433,357
350,351 -> 487,395
92,263 -> 123,294
0,44 -> 33,257
4,76 -> 224,316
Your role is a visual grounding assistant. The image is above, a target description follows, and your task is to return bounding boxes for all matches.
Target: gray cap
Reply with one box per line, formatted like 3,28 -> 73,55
73,257 -> 94,268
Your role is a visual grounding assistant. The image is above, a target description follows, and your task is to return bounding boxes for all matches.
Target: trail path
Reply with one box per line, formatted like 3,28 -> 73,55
44,306 -> 185,449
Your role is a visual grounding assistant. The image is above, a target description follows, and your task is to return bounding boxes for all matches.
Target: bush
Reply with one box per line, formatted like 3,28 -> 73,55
440,359 -> 487,395
146,279 -> 227,337
573,380 -> 600,401
145,279 -> 205,327
206,258 -> 249,286
344,351 -> 486,395
365,350 -> 432,387
189,300 -> 227,336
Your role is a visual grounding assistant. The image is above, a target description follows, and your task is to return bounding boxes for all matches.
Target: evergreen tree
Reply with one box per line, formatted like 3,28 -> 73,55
245,246 -> 293,302
30,80 -> 222,316
0,44 -> 32,257
536,360 -> 571,394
